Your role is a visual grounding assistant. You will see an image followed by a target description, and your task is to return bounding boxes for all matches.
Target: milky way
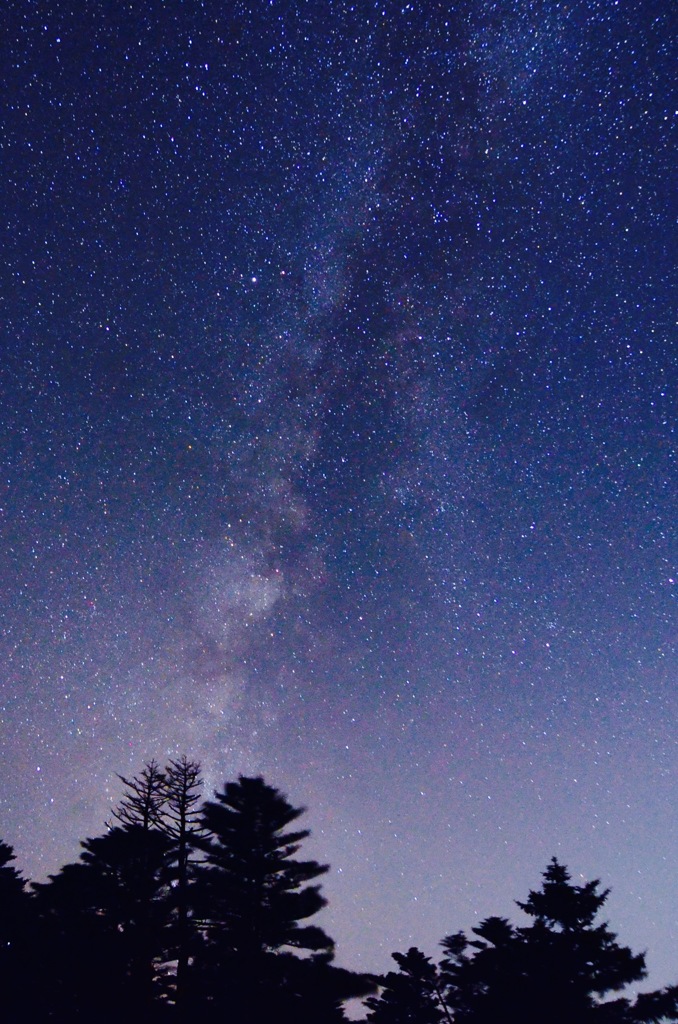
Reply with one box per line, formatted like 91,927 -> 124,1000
2,0 -> 676,995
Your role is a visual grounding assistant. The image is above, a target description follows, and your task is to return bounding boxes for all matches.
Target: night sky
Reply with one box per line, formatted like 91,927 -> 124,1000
2,0 -> 676,997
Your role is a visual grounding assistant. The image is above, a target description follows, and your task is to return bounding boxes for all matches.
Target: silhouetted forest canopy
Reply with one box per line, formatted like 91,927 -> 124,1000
2,759 -> 677,1023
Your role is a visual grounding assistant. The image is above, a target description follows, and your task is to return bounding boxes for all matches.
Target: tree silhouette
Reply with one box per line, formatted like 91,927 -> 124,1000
34,825 -> 173,1021
440,917 -> 532,1024
364,947 -> 450,1024
441,858 -> 678,1024
194,774 -> 368,1022
161,755 -> 205,1016
8,767 -> 678,1023
112,759 -> 167,831
0,840 -> 34,1023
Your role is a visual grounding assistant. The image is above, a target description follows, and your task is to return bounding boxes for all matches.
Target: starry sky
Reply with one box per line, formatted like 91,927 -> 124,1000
2,0 -> 676,996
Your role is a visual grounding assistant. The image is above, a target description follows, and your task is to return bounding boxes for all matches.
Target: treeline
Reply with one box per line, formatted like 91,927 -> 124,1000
1,758 -> 677,1023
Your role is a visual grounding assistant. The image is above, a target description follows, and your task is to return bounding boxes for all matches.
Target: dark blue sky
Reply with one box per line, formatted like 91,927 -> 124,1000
1,0 -> 676,994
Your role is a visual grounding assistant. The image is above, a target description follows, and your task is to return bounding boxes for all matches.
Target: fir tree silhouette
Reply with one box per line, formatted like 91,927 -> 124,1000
441,858 -> 678,1024
193,774 -> 372,1022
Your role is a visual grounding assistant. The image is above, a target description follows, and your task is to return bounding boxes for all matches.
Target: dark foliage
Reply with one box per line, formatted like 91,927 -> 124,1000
440,858 -> 678,1024
362,859 -> 678,1024
364,947 -> 450,1024
161,755 -> 205,1016
4,770 -> 677,1024
193,774 -> 372,1022
33,824 -> 173,1022
0,841 -> 34,1023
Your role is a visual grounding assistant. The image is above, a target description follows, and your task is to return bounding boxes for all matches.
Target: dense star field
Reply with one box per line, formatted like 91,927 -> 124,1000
2,0 -> 675,993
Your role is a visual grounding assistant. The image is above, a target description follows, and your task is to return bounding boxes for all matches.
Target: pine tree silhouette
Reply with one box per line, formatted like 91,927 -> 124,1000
161,755 -> 205,1016
441,858 -> 678,1024
193,774 -> 371,1022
